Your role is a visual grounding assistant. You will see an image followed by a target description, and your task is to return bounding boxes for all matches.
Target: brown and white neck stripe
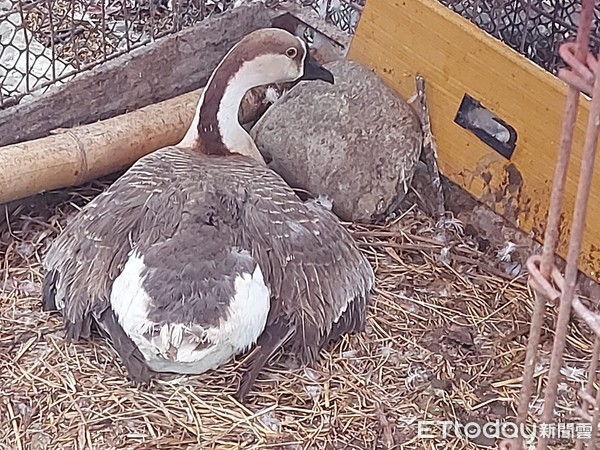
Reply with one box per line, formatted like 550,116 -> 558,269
178,28 -> 334,162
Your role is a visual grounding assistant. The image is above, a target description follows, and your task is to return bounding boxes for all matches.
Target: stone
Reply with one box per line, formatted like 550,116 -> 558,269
251,59 -> 423,223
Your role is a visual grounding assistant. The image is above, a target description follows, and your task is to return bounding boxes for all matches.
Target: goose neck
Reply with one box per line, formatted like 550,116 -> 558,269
179,57 -> 266,163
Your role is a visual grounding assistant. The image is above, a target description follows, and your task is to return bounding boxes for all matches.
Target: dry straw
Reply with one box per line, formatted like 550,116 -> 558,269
0,177 -> 592,449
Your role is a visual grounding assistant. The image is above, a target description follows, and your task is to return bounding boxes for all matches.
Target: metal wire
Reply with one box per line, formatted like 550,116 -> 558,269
440,0 -> 600,75
0,0 -> 363,108
492,0 -> 600,448
3,0 -> 596,109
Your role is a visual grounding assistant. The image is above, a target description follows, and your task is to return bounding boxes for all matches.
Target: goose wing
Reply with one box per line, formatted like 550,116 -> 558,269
44,149 -> 273,383
243,188 -> 374,352
232,161 -> 374,399
43,150 -> 187,341
183,156 -> 373,353
43,151 -> 372,392
43,149 -> 198,382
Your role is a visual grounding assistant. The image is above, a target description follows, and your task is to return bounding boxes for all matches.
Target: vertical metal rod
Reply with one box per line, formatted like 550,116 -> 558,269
173,0 -> 181,32
71,0 -> 80,70
538,19 -> 600,450
101,0 -> 107,62
149,0 -> 156,41
540,0 -> 594,279
124,0 -> 131,51
17,0 -> 31,93
48,0 -> 56,83
576,337 -> 600,450
518,0 -> 532,56
589,374 -> 600,449
512,3 -> 596,449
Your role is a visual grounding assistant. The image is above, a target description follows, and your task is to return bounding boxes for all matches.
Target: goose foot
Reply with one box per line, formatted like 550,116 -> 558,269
235,322 -> 294,402
98,307 -> 154,385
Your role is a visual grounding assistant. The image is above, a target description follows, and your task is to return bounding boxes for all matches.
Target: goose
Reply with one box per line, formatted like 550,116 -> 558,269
42,27 -> 374,400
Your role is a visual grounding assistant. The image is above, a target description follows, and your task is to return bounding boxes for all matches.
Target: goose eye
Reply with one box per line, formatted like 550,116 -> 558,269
286,47 -> 298,59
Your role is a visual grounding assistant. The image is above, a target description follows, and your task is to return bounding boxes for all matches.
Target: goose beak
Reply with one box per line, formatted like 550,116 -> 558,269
300,54 -> 334,84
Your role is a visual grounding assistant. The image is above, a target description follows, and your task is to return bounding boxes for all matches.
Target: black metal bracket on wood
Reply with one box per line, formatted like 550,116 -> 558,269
454,93 -> 518,160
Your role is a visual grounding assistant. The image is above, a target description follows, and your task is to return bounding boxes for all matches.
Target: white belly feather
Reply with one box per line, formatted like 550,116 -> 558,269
109,250 -> 270,374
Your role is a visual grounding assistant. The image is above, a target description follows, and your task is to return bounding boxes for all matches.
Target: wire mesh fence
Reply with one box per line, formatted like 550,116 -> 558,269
1,0 -> 599,110
0,0 -> 363,108
441,0 -> 600,75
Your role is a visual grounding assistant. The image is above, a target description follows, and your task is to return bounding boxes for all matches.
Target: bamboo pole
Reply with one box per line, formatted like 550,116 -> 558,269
0,89 -> 201,205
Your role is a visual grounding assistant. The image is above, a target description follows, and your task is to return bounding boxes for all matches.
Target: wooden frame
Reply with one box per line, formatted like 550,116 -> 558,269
0,5 -> 347,208
348,0 -> 600,281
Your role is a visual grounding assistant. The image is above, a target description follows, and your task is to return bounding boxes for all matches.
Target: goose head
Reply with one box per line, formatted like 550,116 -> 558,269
179,28 -> 334,162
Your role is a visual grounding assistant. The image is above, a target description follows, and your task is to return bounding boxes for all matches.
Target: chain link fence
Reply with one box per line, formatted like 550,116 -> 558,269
0,0 -> 363,108
0,0 -> 598,110
441,0 -> 600,75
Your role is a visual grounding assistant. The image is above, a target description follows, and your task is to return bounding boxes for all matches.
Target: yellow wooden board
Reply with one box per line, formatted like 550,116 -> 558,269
348,0 -> 600,281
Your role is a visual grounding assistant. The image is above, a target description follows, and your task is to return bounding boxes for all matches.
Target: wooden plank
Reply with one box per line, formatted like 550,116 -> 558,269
347,0 -> 600,281
0,4 -> 273,148
0,90 -> 200,205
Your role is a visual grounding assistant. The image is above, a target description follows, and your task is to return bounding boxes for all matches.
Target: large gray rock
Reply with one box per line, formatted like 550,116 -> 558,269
251,60 -> 423,223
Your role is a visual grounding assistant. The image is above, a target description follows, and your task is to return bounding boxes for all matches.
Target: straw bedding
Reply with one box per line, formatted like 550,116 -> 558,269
0,176 -> 593,449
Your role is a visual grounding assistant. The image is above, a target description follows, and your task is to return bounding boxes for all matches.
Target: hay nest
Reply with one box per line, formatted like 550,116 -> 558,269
0,178 -> 593,449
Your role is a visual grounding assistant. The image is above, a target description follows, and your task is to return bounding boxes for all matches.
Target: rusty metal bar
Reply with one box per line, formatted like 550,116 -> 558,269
508,2 -> 596,449
500,2 -> 598,449
575,372 -> 600,448
540,1 -> 594,286
572,298 -> 600,337
521,235 -> 600,449
575,337 -> 599,450
537,12 -> 600,448
589,378 -> 600,448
